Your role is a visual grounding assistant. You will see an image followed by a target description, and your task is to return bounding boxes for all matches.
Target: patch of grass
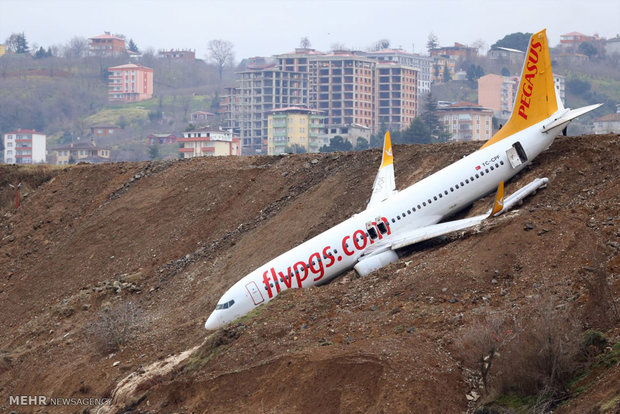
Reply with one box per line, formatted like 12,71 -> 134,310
600,396 -> 619,411
234,303 -> 268,325
83,107 -> 149,127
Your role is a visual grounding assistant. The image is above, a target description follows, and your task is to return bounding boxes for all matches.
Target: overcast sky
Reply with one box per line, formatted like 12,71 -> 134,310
2,0 -> 619,60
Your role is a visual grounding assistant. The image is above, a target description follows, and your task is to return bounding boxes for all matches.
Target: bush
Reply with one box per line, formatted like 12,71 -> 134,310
87,301 -> 141,353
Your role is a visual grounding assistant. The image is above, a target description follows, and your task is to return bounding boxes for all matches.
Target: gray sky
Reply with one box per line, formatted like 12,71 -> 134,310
1,0 -> 619,60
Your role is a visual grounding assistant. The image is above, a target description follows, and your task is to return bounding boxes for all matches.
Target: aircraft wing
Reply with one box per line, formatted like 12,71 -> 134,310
367,132 -> 396,208
363,177 -> 548,255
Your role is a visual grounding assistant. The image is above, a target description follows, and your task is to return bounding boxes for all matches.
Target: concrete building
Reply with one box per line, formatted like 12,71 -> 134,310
487,47 -> 525,64
593,105 -> 620,134
363,49 -> 430,115
3,130 -> 46,164
147,134 -> 177,145
605,36 -> 620,56
437,102 -> 493,142
0,44 -> 6,57
430,43 -> 478,60
178,129 -> 241,158
431,55 -> 457,83
89,33 -> 126,56
90,125 -> 119,137
478,74 -> 517,120
222,62 -> 308,154
560,32 -> 601,49
375,63 -> 417,131
158,49 -> 196,61
190,111 -> 216,124
52,141 -> 111,165
311,53 -> 376,134
108,64 -> 154,102
267,107 -> 324,155
553,74 -> 566,106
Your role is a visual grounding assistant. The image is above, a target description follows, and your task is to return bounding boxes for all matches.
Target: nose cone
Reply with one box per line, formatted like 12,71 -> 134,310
204,312 -> 222,330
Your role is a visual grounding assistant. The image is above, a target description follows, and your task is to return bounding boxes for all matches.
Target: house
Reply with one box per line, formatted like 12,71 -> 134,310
560,32 -> 601,49
190,111 -> 216,124
593,105 -> 620,134
178,129 -> 241,158
487,47 -> 525,64
0,44 -> 6,57
108,64 -> 153,103
3,129 -> 46,164
605,35 -> 620,56
51,141 -> 111,165
431,55 -> 457,82
90,125 -> 119,137
89,32 -> 126,56
267,107 -> 324,155
147,134 -> 177,145
159,49 -> 195,61
437,102 -> 494,142
430,43 -> 478,60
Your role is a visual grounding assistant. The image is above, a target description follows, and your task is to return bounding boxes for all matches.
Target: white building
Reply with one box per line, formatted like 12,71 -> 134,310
3,129 -> 46,164
177,129 -> 241,159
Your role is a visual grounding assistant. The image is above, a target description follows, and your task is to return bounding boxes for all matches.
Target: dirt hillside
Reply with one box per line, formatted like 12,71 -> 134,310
0,135 -> 618,413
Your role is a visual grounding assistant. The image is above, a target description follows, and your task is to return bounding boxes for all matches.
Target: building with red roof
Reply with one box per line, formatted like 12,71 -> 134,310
108,64 -> 153,102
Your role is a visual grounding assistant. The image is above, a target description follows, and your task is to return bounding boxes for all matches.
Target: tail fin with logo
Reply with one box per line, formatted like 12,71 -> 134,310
480,29 -> 558,149
368,131 -> 396,207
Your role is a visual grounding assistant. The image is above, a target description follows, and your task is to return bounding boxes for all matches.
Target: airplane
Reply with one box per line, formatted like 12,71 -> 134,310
204,29 -> 602,330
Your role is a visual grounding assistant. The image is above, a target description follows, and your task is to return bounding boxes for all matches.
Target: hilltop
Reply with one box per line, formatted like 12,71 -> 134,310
0,135 -> 618,413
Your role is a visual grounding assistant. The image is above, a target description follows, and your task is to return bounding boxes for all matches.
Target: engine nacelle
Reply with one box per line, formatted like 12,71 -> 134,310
354,250 -> 399,277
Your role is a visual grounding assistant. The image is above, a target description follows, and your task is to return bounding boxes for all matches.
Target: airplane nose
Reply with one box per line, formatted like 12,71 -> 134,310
204,312 -> 221,330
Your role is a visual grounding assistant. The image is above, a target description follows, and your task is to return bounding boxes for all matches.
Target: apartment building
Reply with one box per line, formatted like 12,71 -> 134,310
478,74 -> 516,120
222,66 -> 308,154
178,129 -> 241,158
437,102 -> 493,142
312,53 -> 376,134
487,47 -> 525,64
89,33 -> 126,56
364,49 -> 431,112
430,43 -> 478,60
431,55 -> 457,82
3,130 -> 46,164
267,107 -> 324,155
375,63 -> 417,131
52,141 -> 111,165
158,49 -> 196,61
108,64 -> 154,102
223,48 -> 421,154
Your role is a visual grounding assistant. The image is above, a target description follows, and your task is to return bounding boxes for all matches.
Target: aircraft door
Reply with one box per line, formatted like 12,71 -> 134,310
506,141 -> 528,168
245,281 -> 265,305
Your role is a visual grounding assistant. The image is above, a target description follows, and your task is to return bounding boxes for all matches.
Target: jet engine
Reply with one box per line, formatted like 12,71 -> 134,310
354,250 -> 399,277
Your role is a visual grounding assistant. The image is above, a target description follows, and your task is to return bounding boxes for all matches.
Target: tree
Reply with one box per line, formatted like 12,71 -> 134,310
471,39 -> 487,56
33,46 -> 51,59
401,117 -> 432,144
421,93 -> 449,141
148,144 -> 160,160
208,39 -> 234,82
501,67 -> 510,76
370,38 -> 391,51
355,137 -> 369,151
466,64 -> 484,82
578,42 -> 598,59
6,32 -> 29,54
442,65 -> 452,82
319,135 -> 352,152
299,37 -> 312,49
330,42 -> 346,52
426,32 -> 439,53
128,39 -> 140,54
491,32 -> 532,52
284,143 -> 306,154
63,36 -> 88,58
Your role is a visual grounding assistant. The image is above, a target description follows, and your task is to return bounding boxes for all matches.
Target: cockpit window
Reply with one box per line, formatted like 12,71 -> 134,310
215,299 -> 235,310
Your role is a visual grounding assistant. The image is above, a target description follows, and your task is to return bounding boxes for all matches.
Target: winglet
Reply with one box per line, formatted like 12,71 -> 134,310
491,181 -> 505,216
380,131 -> 393,168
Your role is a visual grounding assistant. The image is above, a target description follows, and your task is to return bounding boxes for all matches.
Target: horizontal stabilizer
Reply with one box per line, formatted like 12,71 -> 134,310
542,104 -> 603,132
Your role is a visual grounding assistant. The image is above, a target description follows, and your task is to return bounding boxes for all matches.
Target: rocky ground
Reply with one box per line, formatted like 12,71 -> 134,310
0,135 -> 618,413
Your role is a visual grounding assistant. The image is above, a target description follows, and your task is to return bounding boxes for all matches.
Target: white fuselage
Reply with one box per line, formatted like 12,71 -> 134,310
204,118 -> 564,329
